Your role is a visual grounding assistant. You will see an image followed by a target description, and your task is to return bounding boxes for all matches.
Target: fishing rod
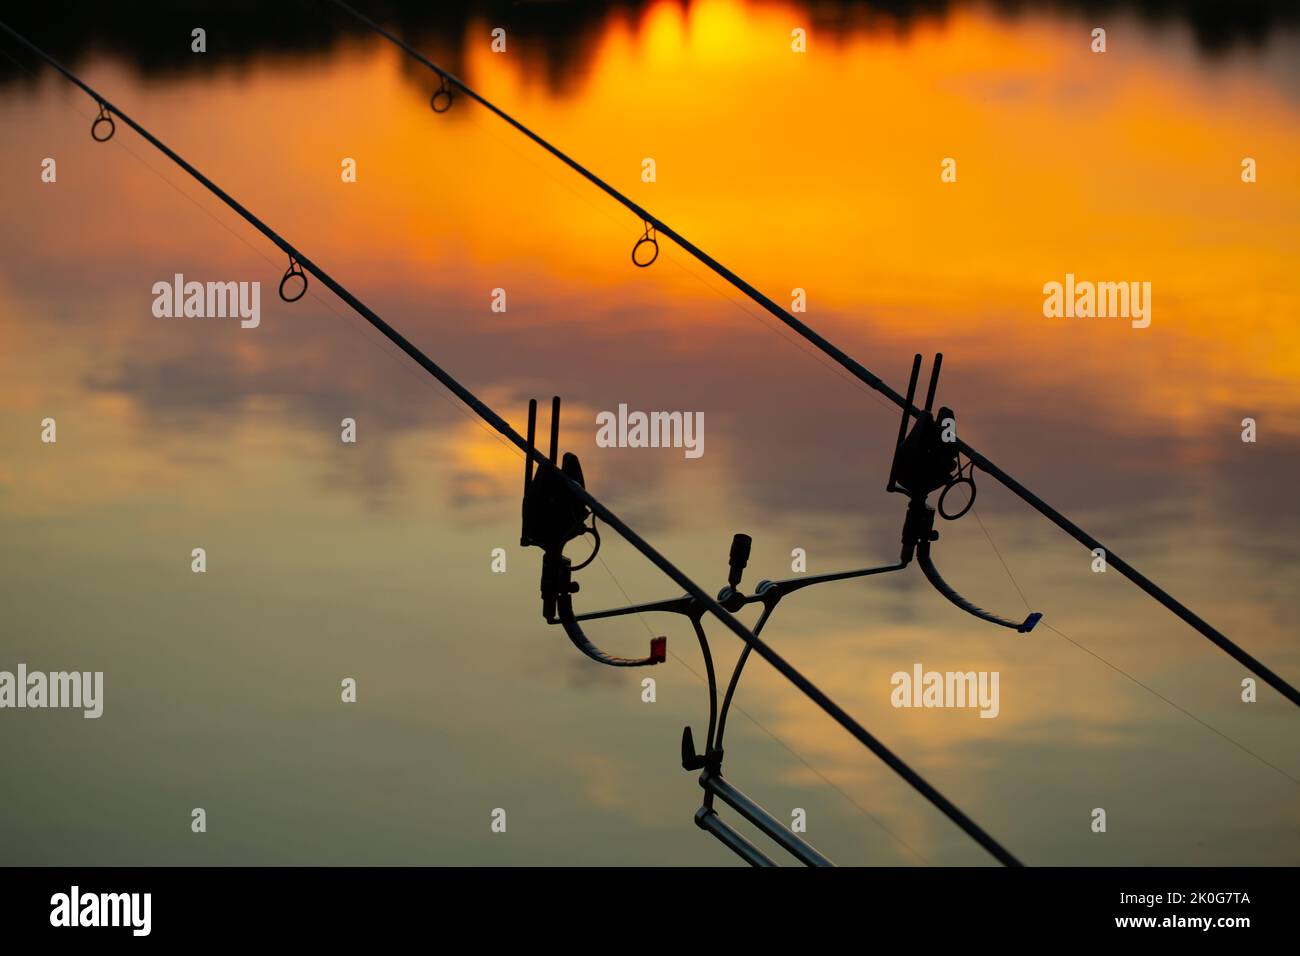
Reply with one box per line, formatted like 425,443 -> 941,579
0,20 -> 1023,867
325,0 -> 1300,709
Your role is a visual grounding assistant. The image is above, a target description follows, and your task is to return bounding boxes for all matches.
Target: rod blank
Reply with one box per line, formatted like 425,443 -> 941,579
324,0 -> 1300,709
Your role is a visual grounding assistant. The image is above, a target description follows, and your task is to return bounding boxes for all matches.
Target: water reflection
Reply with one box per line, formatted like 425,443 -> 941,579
0,0 -> 1297,865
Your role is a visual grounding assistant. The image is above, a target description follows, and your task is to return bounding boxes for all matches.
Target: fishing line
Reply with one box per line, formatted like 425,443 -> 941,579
971,508 -> 1033,613
970,507 -> 1300,787
0,21 -> 1021,867
324,0 -> 1300,708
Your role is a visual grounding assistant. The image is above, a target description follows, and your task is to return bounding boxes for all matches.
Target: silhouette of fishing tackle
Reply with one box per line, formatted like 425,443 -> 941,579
11,12 -> 1293,870
522,397 -> 667,668
519,356 -> 1037,864
889,354 -> 1041,634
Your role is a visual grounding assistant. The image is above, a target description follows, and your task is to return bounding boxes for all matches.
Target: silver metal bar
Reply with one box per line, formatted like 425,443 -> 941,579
694,808 -> 777,867
702,773 -> 834,867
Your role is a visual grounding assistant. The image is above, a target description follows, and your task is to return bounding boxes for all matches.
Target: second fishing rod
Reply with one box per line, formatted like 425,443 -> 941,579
322,0 -> 1300,709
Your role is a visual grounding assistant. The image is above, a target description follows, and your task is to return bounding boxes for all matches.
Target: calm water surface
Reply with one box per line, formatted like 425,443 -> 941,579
1,0 -> 1297,864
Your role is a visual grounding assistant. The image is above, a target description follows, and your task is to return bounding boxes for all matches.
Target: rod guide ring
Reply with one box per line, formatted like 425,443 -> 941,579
279,256 -> 308,303
430,76 -> 454,113
91,103 -> 114,142
632,222 -> 658,267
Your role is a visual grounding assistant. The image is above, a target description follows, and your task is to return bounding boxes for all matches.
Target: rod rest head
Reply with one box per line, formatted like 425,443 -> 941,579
894,405 -> 960,499
521,451 -> 591,552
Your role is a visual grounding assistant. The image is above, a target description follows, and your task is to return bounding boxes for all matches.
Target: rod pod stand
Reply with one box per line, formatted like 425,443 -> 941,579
550,360 -> 1040,863
679,536 -> 835,867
